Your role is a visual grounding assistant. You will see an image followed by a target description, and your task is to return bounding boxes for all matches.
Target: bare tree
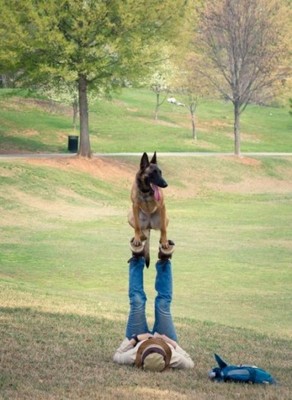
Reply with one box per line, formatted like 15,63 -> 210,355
170,54 -> 211,140
148,47 -> 181,121
150,72 -> 169,121
184,93 -> 198,141
197,0 -> 287,155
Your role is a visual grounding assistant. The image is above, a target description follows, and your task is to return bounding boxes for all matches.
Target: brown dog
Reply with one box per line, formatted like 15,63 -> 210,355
128,152 -> 169,267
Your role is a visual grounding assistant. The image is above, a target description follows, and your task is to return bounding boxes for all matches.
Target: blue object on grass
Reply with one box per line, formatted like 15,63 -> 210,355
208,354 -> 276,384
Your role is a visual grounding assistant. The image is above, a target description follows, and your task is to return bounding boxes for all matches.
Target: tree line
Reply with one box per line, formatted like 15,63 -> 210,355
0,0 -> 290,156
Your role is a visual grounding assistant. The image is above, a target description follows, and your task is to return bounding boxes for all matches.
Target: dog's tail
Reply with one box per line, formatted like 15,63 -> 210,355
143,229 -> 151,268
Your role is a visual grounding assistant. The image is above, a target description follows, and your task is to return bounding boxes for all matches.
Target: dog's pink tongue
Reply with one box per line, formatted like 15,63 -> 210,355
152,184 -> 161,201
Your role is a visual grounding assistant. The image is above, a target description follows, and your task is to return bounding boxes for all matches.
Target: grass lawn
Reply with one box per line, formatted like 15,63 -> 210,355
0,88 -> 291,154
0,154 -> 291,399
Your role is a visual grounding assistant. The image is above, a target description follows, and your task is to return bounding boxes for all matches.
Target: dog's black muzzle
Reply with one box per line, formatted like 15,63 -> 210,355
152,176 -> 168,188
159,178 -> 168,188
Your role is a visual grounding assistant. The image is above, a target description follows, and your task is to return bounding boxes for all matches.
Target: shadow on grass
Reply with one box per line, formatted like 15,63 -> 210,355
0,307 -> 291,400
0,134 -> 66,154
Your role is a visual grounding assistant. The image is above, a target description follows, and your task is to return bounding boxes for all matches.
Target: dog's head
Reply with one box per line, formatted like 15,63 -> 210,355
140,152 -> 168,189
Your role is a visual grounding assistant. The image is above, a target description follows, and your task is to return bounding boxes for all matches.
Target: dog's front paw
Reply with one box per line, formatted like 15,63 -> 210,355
161,241 -> 169,249
158,240 -> 175,260
129,237 -> 145,258
132,237 -> 142,247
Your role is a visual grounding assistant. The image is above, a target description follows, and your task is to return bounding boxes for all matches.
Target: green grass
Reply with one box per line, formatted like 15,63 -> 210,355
0,87 -> 291,153
0,88 -> 291,398
0,155 -> 291,399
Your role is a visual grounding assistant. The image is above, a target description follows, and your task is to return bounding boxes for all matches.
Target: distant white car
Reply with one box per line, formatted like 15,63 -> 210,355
167,97 -> 184,107
167,97 -> 177,104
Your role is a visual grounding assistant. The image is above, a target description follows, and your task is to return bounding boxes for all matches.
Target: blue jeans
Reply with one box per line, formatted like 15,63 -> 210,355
125,256 -> 177,341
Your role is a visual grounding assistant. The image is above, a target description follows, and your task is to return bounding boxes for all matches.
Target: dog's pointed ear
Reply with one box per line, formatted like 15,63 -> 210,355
150,151 -> 157,164
140,152 -> 150,170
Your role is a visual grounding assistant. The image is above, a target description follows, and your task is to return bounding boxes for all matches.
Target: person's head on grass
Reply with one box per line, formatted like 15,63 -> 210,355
135,338 -> 172,372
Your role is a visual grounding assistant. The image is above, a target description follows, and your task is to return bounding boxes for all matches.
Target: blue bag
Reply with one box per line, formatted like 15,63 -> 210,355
208,354 -> 276,384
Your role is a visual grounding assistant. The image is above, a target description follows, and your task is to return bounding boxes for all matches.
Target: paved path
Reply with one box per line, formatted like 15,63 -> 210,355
0,152 -> 292,160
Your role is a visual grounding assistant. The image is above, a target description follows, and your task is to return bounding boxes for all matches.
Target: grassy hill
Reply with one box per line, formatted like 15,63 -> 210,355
0,89 -> 292,399
0,88 -> 291,154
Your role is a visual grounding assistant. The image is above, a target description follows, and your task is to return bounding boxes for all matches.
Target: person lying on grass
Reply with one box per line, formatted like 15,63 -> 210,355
113,240 -> 194,372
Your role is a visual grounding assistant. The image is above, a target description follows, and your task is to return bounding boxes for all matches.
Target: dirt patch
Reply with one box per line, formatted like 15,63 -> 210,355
26,156 -> 135,185
4,155 -> 292,201
204,157 -> 292,194
209,178 -> 292,194
222,156 -> 262,167
41,155 -> 291,196
236,157 -> 262,166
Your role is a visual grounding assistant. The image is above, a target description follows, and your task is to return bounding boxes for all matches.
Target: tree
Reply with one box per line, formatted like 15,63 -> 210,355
0,0 -> 189,157
150,71 -> 170,121
179,92 -> 198,141
36,80 -> 81,131
168,53 -> 211,140
148,52 -> 177,121
196,0 -> 288,155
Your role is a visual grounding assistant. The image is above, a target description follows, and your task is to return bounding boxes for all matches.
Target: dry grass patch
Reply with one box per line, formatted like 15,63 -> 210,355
26,156 -> 135,186
209,177 -> 292,194
1,303 -> 291,400
15,188 -> 121,219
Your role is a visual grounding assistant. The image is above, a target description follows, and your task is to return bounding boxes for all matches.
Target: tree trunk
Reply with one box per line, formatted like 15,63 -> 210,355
0,74 -> 7,88
154,93 -> 159,120
72,96 -> 78,132
233,101 -> 241,156
190,102 -> 197,140
78,75 -> 91,158
191,110 -> 196,140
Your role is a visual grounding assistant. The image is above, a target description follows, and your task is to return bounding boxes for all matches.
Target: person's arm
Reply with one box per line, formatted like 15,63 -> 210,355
113,334 -> 153,365
154,332 -> 194,369
171,343 -> 194,369
154,333 -> 177,348
113,338 -> 137,365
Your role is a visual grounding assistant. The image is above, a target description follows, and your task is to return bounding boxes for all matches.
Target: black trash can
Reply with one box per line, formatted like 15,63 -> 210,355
68,135 -> 79,152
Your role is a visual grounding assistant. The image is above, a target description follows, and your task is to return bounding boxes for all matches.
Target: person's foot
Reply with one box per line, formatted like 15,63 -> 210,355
158,240 -> 175,260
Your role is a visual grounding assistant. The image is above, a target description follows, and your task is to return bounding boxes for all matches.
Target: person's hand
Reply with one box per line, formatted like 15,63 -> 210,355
130,332 -> 153,346
137,333 -> 153,342
154,333 -> 177,348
